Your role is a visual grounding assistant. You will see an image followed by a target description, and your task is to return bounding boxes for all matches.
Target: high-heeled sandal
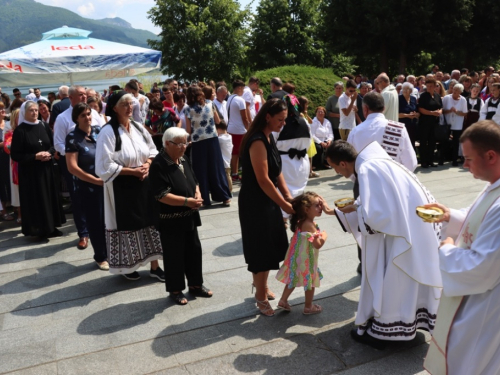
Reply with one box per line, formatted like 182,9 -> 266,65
256,299 -> 274,317
276,299 -> 291,312
251,284 -> 276,300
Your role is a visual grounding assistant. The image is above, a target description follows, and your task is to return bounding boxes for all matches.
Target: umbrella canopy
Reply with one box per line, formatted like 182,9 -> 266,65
0,26 -> 162,86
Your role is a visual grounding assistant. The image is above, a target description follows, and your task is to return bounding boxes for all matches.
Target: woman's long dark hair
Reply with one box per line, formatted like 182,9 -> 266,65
290,192 -> 319,232
239,98 -> 287,158
186,86 -> 205,107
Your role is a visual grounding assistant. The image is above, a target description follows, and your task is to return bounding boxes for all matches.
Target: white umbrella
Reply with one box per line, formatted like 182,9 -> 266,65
0,26 -> 162,86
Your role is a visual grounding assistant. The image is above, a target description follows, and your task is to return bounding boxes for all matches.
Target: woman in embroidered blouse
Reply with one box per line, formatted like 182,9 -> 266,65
149,127 -> 212,305
185,86 -> 231,207
311,106 -> 334,170
95,91 -> 164,281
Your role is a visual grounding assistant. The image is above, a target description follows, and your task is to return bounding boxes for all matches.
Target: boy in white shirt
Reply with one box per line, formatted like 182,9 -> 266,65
216,122 -> 233,192
339,79 -> 359,140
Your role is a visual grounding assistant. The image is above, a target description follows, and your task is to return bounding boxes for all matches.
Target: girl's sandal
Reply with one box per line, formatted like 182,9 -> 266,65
256,299 -> 275,317
277,299 -> 291,312
303,304 -> 322,315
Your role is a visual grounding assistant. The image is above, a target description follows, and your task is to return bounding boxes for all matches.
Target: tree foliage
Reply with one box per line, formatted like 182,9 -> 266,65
148,0 -> 249,81
320,0 -> 474,75
248,0 -> 324,71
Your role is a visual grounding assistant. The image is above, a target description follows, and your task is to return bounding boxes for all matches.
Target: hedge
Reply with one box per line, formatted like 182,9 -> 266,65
252,65 -> 342,117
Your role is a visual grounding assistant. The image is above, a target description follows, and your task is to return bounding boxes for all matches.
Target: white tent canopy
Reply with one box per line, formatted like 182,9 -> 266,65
0,26 -> 162,86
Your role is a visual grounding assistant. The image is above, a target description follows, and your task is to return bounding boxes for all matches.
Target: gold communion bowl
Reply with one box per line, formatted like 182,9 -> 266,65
334,197 -> 355,208
416,206 -> 444,222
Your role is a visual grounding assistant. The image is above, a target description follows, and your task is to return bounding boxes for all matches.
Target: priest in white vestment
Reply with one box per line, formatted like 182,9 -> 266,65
424,120 -> 500,375
323,140 -> 442,349
377,73 -> 399,122
347,91 -> 417,171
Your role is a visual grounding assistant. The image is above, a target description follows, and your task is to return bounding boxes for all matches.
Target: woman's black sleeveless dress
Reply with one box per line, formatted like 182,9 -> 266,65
238,131 -> 289,273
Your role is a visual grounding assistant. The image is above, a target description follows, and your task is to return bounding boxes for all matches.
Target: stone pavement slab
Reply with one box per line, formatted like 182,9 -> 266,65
0,163 -> 484,374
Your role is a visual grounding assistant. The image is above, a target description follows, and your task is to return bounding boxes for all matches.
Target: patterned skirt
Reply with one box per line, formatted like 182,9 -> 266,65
106,225 -> 163,274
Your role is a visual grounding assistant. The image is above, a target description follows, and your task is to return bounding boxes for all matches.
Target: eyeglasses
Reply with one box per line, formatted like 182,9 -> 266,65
169,140 -> 188,148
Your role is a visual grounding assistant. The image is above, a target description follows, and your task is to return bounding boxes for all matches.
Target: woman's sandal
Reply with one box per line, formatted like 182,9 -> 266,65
16,218 -> 21,224
251,284 -> 276,300
188,285 -> 213,298
276,299 -> 291,312
256,299 -> 275,317
303,304 -> 322,315
309,172 -> 320,178
2,214 -> 14,221
223,200 -> 231,207
169,292 -> 188,305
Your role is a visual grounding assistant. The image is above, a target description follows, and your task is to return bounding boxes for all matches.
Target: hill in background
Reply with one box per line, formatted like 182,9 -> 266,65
0,0 -> 159,53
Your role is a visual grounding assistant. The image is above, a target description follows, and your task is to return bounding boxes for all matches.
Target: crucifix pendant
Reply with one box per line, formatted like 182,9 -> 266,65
38,139 -> 43,146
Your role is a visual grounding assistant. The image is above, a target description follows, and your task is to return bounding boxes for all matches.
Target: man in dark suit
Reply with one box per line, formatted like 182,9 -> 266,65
49,85 -> 70,128
267,77 -> 288,101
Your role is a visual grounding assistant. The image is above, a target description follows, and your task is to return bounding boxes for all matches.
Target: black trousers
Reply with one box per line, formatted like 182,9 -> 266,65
160,226 -> 203,292
419,122 -> 436,165
79,183 -> 107,263
312,143 -> 326,169
451,130 -> 463,163
60,155 -> 88,238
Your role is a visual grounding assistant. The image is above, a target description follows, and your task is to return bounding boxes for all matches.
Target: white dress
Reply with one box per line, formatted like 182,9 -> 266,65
95,122 -> 162,274
273,117 -> 311,218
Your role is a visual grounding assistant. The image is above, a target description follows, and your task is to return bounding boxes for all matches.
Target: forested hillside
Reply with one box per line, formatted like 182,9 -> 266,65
0,0 -> 158,53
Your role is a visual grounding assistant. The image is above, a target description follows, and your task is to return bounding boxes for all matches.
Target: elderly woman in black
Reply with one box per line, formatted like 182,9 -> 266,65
66,103 -> 108,270
149,127 -> 213,305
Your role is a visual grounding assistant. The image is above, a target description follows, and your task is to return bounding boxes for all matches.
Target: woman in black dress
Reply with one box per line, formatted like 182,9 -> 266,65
10,101 -> 66,238
149,127 -> 212,305
238,98 -> 294,317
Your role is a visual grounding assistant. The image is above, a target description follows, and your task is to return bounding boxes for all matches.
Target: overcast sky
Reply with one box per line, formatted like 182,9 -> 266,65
34,0 -> 255,35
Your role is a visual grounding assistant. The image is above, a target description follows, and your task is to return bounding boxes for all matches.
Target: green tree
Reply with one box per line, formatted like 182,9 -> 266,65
248,0 -> 324,71
320,0 -> 472,75
148,0 -> 249,81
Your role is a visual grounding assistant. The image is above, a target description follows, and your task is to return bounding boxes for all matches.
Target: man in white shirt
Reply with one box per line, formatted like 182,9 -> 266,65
25,88 -> 36,101
348,91 -> 417,171
33,88 -> 48,102
214,85 -> 228,124
242,76 -> 260,121
424,120 -> 500,375
54,85 -> 106,250
338,79 -> 358,140
227,80 -> 250,182
377,73 -> 399,122
479,83 -> 500,125
125,81 -> 147,124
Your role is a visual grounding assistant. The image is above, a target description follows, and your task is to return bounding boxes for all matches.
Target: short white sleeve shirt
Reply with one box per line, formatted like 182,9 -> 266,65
227,94 -> 247,135
242,86 -> 256,120
338,93 -> 356,130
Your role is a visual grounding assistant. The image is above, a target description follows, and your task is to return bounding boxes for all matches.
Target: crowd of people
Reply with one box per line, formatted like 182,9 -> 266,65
1,64 -> 499,373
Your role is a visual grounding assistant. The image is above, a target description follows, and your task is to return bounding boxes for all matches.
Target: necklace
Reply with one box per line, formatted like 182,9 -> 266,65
37,124 -> 43,147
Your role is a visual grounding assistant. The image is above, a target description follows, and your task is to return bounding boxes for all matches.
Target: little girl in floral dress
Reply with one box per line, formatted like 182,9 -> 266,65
276,191 -> 328,315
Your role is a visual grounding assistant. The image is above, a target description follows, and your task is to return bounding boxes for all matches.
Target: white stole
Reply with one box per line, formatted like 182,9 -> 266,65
424,186 -> 500,375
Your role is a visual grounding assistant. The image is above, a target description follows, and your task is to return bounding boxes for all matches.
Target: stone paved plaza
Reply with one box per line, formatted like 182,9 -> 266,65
0,162 -> 484,374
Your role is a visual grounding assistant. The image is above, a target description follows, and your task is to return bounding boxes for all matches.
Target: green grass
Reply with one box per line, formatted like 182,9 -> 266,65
253,65 -> 342,116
